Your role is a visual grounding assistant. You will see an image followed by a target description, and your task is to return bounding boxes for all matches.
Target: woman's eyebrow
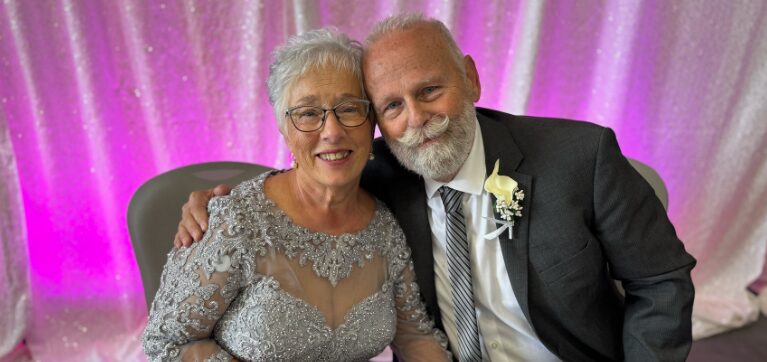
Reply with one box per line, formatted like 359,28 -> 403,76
336,93 -> 364,101
292,95 -> 318,105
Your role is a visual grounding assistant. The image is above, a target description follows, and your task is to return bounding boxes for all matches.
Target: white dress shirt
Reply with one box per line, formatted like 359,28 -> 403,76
424,119 -> 560,361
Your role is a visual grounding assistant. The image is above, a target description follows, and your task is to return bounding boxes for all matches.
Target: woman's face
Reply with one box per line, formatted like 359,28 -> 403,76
284,66 -> 373,190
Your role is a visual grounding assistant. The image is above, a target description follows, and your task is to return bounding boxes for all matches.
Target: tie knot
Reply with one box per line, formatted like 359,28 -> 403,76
439,186 -> 463,213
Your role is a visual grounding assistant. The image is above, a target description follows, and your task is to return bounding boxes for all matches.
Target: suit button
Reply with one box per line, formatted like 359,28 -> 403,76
490,341 -> 499,349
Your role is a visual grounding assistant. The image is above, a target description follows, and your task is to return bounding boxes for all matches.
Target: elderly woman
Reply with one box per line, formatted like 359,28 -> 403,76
142,29 -> 450,361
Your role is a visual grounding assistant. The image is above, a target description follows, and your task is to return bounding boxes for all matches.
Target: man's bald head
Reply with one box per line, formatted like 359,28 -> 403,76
364,14 -> 466,76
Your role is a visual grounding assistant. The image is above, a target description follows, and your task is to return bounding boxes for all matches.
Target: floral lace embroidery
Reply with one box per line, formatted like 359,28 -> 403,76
142,171 -> 450,361
204,349 -> 232,362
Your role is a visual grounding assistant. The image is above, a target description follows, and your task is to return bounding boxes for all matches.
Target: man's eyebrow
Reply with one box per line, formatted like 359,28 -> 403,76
372,93 -> 395,105
415,76 -> 445,88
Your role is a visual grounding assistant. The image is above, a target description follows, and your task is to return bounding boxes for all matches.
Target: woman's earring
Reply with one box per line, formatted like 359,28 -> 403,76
368,152 -> 375,161
290,156 -> 298,169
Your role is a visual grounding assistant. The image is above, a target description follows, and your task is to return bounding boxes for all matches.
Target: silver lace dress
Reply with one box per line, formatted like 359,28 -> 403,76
142,172 -> 450,361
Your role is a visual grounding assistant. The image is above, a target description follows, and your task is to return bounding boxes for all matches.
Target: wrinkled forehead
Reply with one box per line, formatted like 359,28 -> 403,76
368,27 -> 459,69
288,66 -> 363,102
363,31 -> 460,96
298,62 -> 362,86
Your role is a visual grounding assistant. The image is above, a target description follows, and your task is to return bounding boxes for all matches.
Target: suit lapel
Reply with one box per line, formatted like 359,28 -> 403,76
478,111 -> 534,323
411,185 -> 443,325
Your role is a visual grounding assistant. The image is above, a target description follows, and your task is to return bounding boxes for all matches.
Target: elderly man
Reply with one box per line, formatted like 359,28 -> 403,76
176,14 -> 695,361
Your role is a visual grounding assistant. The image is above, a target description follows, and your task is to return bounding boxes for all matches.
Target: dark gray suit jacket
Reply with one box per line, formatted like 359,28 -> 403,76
361,108 -> 696,362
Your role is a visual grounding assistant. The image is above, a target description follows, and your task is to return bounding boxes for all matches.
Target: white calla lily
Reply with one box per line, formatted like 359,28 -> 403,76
484,160 -> 517,202
483,159 -> 524,240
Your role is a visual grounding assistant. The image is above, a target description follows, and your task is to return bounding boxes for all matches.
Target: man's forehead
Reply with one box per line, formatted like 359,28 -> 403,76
364,42 -> 441,76
365,26 -> 443,58
364,50 -> 418,73
364,56 -> 435,93
362,27 -> 455,88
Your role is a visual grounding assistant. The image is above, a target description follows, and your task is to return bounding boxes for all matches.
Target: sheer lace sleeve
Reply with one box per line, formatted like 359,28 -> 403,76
142,195 -> 256,362
386,221 -> 452,361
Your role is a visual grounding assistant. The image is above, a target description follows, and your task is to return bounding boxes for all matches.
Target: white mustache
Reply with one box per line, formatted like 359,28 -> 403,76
397,114 -> 450,147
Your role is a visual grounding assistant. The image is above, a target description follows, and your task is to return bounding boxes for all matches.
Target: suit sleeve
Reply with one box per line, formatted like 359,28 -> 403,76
591,128 -> 696,362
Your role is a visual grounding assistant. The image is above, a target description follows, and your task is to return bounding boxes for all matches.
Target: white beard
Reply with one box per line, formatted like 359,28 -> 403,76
387,102 -> 477,181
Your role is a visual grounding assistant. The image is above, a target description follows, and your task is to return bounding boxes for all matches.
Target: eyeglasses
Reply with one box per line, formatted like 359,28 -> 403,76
285,99 -> 370,132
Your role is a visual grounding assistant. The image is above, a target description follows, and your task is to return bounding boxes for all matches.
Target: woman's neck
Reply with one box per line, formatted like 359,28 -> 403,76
267,169 -> 373,235
289,170 -> 361,214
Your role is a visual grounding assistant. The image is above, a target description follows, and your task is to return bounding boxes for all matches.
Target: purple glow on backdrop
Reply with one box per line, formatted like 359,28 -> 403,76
2,0 -> 766,359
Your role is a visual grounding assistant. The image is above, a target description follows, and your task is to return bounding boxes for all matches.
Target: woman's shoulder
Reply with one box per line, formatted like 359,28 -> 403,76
228,170 -> 274,200
195,171 -> 277,264
208,170 -> 274,219
369,199 -> 412,262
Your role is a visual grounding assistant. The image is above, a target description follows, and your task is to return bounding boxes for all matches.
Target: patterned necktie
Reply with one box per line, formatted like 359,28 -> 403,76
440,186 -> 483,362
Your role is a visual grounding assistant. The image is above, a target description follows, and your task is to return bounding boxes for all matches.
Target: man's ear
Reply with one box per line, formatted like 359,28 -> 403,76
464,55 -> 481,101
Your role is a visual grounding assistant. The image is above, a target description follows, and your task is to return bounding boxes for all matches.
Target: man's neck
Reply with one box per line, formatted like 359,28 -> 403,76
433,171 -> 459,183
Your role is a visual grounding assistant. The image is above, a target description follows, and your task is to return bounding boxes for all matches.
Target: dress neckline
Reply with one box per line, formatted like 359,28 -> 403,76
254,170 -> 383,240
243,170 -> 391,286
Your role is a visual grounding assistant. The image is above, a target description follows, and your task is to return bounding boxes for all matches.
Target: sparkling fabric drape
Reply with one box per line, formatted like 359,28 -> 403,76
0,94 -> 29,359
1,0 -> 766,360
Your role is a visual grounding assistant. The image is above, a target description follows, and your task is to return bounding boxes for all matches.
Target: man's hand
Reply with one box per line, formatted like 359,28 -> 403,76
174,184 -> 232,248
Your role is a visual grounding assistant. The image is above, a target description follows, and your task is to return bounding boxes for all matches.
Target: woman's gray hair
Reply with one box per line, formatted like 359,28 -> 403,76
365,13 -> 465,74
268,28 -> 364,134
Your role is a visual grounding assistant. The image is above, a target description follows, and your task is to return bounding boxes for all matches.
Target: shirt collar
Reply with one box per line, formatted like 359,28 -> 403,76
424,118 -> 486,199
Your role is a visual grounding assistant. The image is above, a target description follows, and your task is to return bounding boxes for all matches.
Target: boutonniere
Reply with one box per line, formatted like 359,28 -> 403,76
483,160 -> 524,240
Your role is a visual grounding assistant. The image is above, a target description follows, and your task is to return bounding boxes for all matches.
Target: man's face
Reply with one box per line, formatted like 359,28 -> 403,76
363,24 -> 481,181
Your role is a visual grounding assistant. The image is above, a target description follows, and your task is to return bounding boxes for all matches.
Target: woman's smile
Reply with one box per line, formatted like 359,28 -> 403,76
316,149 -> 352,162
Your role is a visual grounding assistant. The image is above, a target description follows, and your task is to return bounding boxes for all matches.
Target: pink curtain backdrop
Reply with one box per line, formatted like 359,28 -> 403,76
2,1 -> 767,360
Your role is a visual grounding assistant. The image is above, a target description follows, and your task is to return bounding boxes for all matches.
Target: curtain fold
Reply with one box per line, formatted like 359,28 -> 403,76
1,0 -> 766,359
0,106 -> 29,359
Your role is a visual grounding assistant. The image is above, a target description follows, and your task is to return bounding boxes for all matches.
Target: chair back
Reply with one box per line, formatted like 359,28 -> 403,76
128,161 -> 272,310
627,158 -> 669,210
